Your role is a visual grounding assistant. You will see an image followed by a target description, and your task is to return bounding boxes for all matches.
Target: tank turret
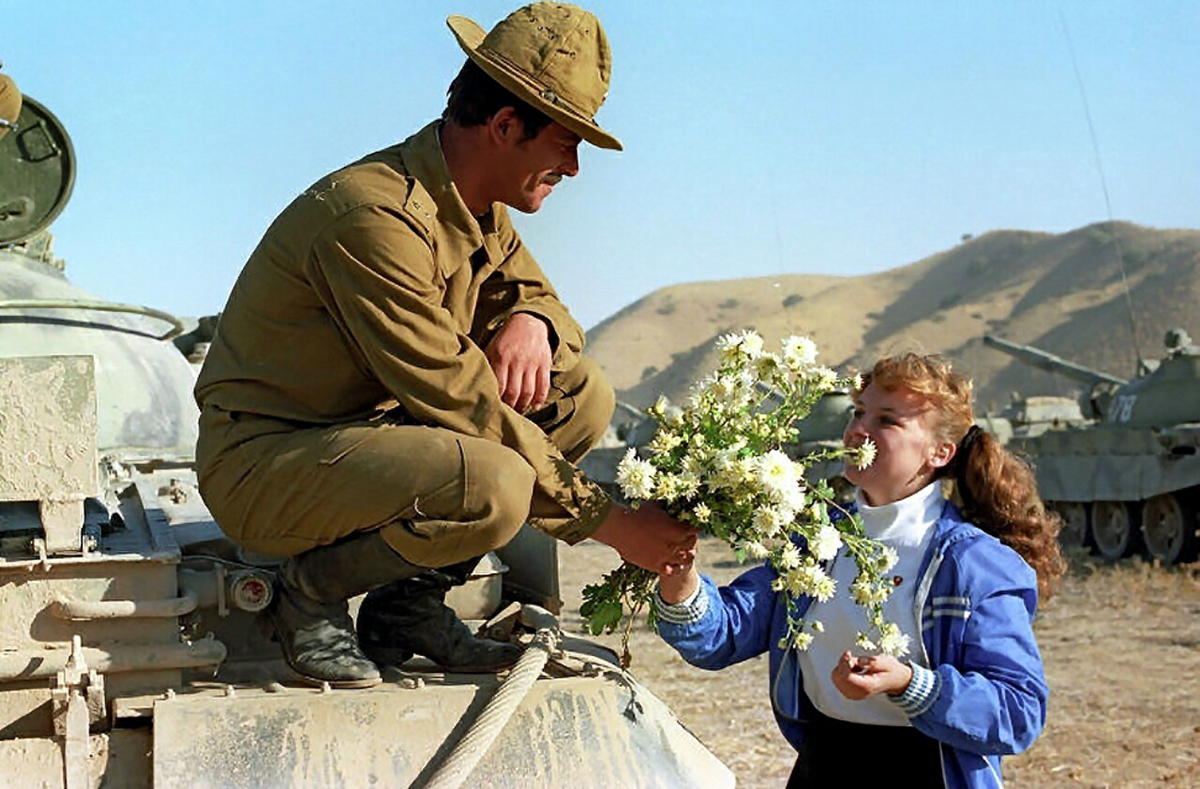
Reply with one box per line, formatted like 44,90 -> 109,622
984,333 -> 1200,566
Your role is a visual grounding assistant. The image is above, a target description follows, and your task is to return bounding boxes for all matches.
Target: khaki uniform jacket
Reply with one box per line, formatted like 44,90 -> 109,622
195,121 -> 611,544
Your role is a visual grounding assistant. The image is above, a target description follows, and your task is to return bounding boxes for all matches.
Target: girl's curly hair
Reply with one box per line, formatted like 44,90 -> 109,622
859,353 -> 1067,601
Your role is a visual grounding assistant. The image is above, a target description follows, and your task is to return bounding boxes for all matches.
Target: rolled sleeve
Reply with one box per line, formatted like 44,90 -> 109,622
656,567 -> 778,671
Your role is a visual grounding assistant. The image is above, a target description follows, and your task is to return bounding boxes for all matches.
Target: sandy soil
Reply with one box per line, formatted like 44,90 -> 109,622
557,539 -> 1200,789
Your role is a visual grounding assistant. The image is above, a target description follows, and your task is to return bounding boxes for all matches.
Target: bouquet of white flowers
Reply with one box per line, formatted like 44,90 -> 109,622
581,331 -> 909,665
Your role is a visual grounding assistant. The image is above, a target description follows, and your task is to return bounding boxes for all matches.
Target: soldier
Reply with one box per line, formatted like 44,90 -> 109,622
0,66 -> 20,141
194,2 -> 695,688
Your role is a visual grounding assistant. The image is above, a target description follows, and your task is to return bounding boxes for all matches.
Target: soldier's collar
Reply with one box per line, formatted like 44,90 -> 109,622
401,121 -> 487,254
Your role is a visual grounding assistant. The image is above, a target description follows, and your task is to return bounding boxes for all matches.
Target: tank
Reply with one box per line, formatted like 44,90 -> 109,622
977,393 -> 1089,450
984,333 -> 1200,565
0,91 -> 734,788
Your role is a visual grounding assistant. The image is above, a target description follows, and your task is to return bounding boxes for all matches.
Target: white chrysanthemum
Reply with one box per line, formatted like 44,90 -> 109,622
754,353 -> 781,378
878,545 -> 899,573
781,562 -> 834,599
649,430 -> 682,453
711,450 -> 750,491
792,631 -> 814,651
855,633 -> 877,652
782,335 -> 818,369
616,449 -> 657,500
739,330 -> 764,358
779,484 -> 806,516
754,449 -> 800,499
752,506 -> 785,538
809,524 -> 843,562
651,395 -> 670,416
682,452 -> 707,477
742,540 -> 770,560
779,543 -> 802,570
810,366 -> 838,388
852,437 -> 877,470
851,574 -> 891,605
879,623 -> 911,657
810,620 -> 825,633
809,572 -> 837,602
655,473 -> 682,501
692,503 -> 711,524
717,330 -> 763,363
676,471 -> 701,498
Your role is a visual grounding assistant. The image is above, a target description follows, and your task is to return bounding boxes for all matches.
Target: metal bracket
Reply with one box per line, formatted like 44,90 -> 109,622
50,635 -> 106,789
40,498 -> 85,554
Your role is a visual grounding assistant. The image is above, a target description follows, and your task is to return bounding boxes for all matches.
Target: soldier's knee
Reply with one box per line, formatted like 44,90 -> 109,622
463,444 -> 535,553
569,357 -> 616,448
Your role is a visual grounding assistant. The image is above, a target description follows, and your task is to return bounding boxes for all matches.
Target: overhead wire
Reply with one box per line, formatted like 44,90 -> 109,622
1058,6 -> 1144,371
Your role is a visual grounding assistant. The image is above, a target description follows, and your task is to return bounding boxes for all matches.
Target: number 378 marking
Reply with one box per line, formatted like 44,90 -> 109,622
1109,394 -> 1137,423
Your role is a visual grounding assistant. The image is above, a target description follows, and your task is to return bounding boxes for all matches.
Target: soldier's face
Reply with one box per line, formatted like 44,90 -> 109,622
501,120 -> 581,214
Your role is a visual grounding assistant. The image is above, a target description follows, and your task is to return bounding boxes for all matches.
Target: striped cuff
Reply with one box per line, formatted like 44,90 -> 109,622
889,662 -> 941,718
654,581 -> 708,625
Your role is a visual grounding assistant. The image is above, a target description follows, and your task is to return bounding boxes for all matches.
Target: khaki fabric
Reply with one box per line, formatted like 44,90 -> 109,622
195,121 -> 613,556
196,355 -> 612,564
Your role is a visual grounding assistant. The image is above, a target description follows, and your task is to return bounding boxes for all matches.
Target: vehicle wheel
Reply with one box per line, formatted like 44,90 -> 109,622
1052,502 -> 1091,549
1141,493 -> 1199,565
1090,501 -> 1140,562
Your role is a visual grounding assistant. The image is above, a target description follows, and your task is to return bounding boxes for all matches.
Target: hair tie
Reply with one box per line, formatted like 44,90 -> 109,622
958,424 -> 984,457
954,425 -> 984,512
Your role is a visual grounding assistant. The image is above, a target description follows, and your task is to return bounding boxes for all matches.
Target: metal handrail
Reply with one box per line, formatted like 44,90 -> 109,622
0,298 -> 184,340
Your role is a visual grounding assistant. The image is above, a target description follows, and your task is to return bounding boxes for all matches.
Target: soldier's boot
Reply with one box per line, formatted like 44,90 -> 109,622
357,570 -> 522,673
268,530 -> 423,688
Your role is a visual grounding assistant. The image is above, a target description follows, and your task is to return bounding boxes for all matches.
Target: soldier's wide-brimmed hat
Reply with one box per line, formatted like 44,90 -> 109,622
447,3 -> 622,151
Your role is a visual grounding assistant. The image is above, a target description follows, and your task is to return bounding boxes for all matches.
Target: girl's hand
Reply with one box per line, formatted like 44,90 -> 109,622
657,563 -> 699,604
831,651 -> 914,700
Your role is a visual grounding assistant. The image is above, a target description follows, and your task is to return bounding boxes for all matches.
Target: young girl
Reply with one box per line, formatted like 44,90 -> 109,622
656,353 -> 1066,788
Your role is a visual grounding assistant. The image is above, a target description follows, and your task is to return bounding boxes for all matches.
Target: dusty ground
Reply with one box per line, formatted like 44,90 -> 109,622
558,539 -> 1200,789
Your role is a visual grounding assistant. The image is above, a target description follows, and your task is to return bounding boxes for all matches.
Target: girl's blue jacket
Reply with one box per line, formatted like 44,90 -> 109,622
657,501 -> 1048,789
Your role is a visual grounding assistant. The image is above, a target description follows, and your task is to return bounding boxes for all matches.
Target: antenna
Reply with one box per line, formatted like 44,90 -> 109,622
1058,7 -> 1144,372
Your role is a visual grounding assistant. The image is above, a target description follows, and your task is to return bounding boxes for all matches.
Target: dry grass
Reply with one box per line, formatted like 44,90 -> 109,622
558,539 -> 1200,789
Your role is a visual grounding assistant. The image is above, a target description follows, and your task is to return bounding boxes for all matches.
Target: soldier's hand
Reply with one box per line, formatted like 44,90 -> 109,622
591,502 -> 698,574
485,313 -> 552,413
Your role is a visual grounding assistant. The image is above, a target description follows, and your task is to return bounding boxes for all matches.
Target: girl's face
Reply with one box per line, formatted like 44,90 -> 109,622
843,383 -> 956,506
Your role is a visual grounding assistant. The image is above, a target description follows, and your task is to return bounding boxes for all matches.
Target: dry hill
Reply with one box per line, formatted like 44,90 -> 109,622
585,222 -> 1200,414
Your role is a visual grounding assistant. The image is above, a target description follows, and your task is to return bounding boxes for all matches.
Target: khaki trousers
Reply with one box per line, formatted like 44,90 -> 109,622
196,356 -> 613,568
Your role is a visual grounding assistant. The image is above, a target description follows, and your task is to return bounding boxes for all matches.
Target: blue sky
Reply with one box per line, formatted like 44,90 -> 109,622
6,1 -> 1198,330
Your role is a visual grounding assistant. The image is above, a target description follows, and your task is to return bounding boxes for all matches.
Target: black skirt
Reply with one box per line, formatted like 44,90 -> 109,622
785,707 -> 944,787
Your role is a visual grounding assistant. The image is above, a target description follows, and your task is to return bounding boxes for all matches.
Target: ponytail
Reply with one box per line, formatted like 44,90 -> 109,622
952,428 -> 1067,601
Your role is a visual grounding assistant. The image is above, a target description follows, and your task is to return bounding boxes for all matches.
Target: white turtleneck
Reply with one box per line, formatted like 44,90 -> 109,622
798,480 -> 944,725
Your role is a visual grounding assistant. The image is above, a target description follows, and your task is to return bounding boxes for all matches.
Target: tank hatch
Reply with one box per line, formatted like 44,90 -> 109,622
0,95 -> 76,245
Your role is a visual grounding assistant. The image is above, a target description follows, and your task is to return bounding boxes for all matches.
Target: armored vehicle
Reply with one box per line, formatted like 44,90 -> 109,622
985,333 -> 1200,565
0,91 -> 733,788
978,393 -> 1088,449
